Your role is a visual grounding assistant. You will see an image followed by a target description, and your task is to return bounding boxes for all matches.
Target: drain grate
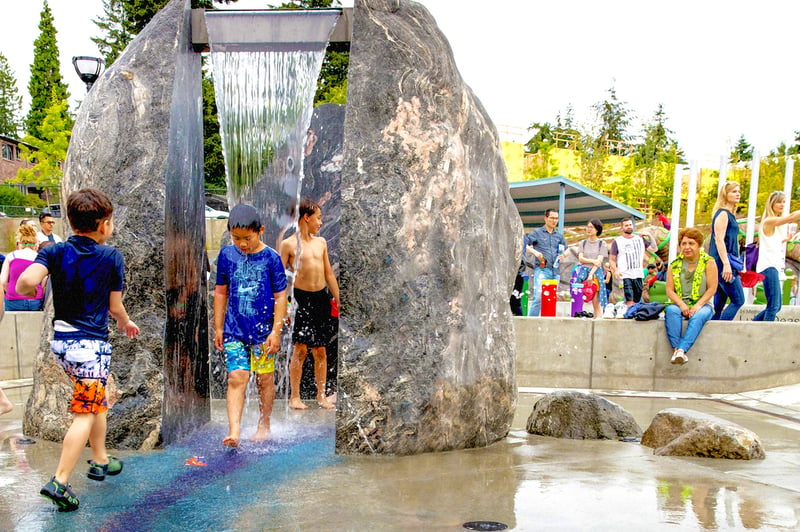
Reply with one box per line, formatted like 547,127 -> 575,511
463,521 -> 508,531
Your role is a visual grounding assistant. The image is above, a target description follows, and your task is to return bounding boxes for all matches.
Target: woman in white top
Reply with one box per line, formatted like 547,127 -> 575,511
753,191 -> 800,321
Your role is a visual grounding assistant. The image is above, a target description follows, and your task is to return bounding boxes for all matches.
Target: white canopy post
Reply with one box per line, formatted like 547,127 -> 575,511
668,164 -> 683,264
745,150 -> 761,245
686,160 -> 698,227
718,156 -> 728,194
784,156 -> 795,210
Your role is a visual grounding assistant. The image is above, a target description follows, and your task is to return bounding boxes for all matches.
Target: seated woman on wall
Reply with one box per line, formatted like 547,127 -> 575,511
665,227 -> 718,365
0,224 -> 44,311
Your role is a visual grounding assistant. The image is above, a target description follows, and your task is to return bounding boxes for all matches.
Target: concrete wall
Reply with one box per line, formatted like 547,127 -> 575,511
5,305 -> 800,395
515,313 -> 800,394
0,311 -> 43,380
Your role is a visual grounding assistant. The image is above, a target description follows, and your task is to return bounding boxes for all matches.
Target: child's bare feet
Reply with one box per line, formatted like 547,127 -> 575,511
327,392 -> 337,404
222,429 -> 240,447
317,395 -> 335,409
250,426 -> 271,442
289,398 -> 308,410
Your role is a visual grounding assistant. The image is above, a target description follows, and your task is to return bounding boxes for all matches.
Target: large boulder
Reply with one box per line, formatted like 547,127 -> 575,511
526,391 -> 642,440
23,0 -> 209,448
642,408 -> 765,459
336,0 -> 521,454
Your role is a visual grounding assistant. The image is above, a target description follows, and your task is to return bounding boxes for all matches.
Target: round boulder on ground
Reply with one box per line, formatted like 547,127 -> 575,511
526,390 -> 642,440
641,408 -> 765,460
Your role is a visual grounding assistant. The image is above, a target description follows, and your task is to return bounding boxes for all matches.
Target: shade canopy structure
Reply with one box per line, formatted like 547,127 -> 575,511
509,176 -> 646,234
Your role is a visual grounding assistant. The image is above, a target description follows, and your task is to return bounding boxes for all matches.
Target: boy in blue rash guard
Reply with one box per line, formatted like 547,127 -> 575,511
214,204 -> 287,447
17,188 -> 140,512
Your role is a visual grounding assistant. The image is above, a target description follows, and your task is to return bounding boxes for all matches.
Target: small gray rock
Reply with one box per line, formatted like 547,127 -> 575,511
526,391 -> 643,440
642,408 -> 765,460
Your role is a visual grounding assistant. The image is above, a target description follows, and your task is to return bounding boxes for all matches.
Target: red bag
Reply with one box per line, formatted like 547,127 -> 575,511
582,280 -> 598,302
330,299 -> 339,317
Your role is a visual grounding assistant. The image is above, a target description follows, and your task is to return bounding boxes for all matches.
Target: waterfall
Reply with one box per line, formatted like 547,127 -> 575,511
208,11 -> 338,249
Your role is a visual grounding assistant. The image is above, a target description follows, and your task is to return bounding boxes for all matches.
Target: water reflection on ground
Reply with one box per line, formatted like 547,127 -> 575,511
1,391 -> 799,530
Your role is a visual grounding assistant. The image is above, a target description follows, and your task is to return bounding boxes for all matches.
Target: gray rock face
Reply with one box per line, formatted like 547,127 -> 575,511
526,391 -> 642,440
336,0 -> 521,454
642,408 -> 765,459
23,0 -> 209,449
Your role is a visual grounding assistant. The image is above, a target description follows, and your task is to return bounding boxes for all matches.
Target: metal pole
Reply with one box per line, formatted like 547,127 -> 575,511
686,160 -> 698,227
668,164 -> 683,263
558,182 -> 565,234
745,150 -> 760,245
718,156 -> 728,194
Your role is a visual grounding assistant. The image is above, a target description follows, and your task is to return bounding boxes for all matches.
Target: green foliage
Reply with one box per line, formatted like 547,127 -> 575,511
0,53 -> 23,137
270,1 -> 349,104
25,1 -> 72,139
0,186 -> 26,206
592,85 -> 632,154
730,134 -> 753,164
202,76 -> 225,188
93,1 -> 237,67
13,98 -> 71,204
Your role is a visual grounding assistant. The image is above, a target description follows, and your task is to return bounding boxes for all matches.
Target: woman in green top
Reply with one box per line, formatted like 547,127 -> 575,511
665,227 -> 719,365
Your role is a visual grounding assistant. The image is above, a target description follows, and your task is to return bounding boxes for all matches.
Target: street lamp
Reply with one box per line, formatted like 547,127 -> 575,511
72,56 -> 104,91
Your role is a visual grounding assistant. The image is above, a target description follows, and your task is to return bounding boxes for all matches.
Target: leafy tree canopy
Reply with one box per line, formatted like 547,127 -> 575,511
13,97 -> 72,205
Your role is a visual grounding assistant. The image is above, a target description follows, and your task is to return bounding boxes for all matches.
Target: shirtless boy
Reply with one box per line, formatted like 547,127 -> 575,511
280,198 -> 340,410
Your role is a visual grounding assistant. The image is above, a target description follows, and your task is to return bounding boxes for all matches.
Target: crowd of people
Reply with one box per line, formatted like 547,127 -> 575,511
515,181 -> 800,364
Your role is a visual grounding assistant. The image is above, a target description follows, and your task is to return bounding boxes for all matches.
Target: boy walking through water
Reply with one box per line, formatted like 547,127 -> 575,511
280,198 -> 340,410
214,204 -> 287,447
17,188 -> 140,512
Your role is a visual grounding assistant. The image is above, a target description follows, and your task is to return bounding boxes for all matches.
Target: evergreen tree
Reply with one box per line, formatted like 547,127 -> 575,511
202,75 -> 225,188
592,85 -> 632,155
0,52 -> 23,137
730,134 -> 753,164
25,1 -> 71,139
93,0 -> 233,66
13,97 -> 72,205
632,104 -> 683,212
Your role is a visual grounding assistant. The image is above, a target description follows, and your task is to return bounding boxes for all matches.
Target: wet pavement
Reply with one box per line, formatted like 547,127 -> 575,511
1,379 -> 800,531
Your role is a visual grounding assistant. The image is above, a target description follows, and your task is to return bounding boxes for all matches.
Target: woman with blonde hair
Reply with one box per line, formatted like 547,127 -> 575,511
708,181 -> 744,320
753,191 -> 800,321
665,227 -> 718,364
0,224 -> 44,311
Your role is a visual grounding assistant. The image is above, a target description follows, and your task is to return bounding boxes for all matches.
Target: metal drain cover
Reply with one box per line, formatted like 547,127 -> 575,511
463,521 -> 508,531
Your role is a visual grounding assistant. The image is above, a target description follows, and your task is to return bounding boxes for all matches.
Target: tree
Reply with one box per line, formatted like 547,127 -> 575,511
632,104 -> 684,212
271,0 -> 349,104
0,52 -> 23,137
25,1 -> 72,140
592,85 -> 632,155
13,97 -> 71,205
93,1 -> 235,67
202,75 -> 225,188
730,134 -> 753,164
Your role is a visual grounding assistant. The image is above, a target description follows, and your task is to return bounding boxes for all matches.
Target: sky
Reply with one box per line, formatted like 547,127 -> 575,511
2,0 -> 799,167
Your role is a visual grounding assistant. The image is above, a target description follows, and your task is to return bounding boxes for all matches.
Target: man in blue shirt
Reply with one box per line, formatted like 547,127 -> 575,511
525,209 -> 567,316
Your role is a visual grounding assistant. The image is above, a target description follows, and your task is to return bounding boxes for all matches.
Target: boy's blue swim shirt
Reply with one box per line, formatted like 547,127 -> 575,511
216,245 -> 287,345
35,235 -> 125,341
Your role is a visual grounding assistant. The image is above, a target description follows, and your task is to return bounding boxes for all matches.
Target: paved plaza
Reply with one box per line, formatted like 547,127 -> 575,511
1,381 -> 800,530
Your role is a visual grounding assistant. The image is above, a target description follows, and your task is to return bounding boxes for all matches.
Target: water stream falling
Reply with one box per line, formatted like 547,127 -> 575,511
207,11 -> 338,411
